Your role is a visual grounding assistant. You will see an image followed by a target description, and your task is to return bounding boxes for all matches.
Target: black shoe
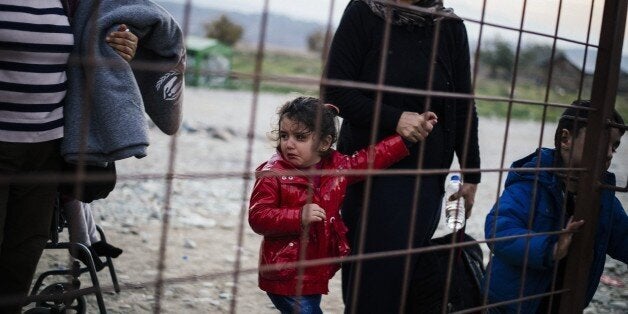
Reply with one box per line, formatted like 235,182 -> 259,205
70,245 -> 105,271
92,241 -> 123,258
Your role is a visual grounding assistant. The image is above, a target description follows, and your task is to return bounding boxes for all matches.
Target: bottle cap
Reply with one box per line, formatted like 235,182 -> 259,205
451,175 -> 460,181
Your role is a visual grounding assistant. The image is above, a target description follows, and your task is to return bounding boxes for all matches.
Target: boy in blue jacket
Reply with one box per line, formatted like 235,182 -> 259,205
484,100 -> 627,313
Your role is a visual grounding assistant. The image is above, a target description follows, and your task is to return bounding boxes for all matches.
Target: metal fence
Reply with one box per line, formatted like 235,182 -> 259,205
1,0 -> 626,313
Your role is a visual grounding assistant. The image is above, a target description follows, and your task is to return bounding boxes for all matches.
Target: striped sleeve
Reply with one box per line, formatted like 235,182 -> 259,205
0,0 -> 73,143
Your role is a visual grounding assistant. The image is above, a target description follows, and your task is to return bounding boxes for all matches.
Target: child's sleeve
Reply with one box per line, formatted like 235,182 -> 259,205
607,197 -> 628,263
248,175 -> 302,237
344,134 -> 409,185
484,182 -> 557,270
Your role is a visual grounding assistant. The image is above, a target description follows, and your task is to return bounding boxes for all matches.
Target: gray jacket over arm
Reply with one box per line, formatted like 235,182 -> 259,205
62,0 -> 185,164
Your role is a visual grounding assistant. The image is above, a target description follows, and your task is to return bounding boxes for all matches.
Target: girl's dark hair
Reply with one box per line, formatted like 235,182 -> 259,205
554,99 -> 625,152
273,96 -> 338,156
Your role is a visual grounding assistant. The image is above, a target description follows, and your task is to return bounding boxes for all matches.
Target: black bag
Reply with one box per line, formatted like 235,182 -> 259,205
406,231 -> 485,314
58,161 -> 117,203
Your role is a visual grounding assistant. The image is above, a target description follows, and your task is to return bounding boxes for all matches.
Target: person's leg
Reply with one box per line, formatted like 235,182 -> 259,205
267,293 -> 295,314
82,202 -> 100,244
0,140 -> 61,313
293,295 -> 322,314
63,199 -> 90,245
0,155 -> 10,312
61,199 -> 105,270
89,201 -> 123,258
267,293 -> 322,314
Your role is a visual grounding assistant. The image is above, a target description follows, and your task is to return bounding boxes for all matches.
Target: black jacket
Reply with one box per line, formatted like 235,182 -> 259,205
323,0 -> 480,183
322,2 -> 481,313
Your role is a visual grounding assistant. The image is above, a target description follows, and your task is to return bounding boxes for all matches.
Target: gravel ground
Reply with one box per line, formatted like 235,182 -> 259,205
29,88 -> 627,313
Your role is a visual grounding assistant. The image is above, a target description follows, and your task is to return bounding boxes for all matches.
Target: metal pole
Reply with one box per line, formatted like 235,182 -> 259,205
558,0 -> 627,312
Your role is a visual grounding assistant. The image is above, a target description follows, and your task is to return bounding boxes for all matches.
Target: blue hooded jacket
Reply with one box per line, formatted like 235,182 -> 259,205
484,148 -> 627,313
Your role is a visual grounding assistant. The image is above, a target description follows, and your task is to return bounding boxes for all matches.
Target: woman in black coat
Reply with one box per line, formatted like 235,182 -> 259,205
322,1 -> 481,313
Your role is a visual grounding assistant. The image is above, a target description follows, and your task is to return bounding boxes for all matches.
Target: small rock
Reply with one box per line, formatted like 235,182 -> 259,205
202,282 -> 215,288
592,291 -> 610,304
182,121 -> 199,133
218,292 -> 232,300
609,301 -> 627,310
184,239 -> 197,249
210,128 -> 233,141
583,308 -> 597,314
150,211 -> 161,220
138,303 -> 152,311
219,222 -> 236,230
225,127 -> 237,135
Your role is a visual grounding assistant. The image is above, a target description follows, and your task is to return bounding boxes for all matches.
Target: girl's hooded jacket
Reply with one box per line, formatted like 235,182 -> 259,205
249,135 -> 409,296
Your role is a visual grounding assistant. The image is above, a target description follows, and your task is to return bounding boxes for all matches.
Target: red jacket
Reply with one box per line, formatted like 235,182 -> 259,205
248,135 -> 409,296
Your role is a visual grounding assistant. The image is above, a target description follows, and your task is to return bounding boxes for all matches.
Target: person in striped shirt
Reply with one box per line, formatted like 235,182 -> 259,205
0,1 -> 137,312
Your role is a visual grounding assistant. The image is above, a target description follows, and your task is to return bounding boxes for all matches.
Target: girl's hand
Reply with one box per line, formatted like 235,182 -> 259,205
553,216 -> 585,261
301,203 -> 326,228
106,24 -> 138,62
396,111 -> 438,143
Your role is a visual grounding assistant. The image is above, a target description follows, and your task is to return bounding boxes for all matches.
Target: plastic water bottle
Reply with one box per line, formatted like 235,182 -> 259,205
445,175 -> 465,231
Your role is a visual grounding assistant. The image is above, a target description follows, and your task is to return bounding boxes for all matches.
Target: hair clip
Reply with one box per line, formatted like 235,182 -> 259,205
324,103 -> 340,115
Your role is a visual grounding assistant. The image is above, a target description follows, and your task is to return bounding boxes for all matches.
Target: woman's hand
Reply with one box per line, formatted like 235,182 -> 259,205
396,111 -> 438,143
553,216 -> 585,261
449,183 -> 477,218
106,24 -> 138,62
301,203 -> 326,228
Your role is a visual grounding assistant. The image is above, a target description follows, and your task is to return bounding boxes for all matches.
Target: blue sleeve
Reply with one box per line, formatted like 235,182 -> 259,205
485,182 -> 556,270
607,197 -> 628,263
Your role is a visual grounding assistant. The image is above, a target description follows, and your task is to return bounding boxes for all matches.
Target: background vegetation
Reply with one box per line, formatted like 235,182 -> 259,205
196,18 -> 627,121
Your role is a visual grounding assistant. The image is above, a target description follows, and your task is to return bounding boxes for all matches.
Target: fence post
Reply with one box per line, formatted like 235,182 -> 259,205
558,0 -> 627,313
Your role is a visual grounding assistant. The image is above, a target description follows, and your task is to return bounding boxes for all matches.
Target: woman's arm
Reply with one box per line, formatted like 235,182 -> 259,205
451,21 -> 481,184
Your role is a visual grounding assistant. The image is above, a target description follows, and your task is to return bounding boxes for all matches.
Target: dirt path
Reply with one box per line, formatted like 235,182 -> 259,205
30,88 -> 627,313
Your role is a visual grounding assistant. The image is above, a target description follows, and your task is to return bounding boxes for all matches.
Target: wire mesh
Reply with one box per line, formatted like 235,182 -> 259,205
0,0 -> 626,313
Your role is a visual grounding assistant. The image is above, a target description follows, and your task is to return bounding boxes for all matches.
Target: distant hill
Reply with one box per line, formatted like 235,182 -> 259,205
155,0 -> 324,51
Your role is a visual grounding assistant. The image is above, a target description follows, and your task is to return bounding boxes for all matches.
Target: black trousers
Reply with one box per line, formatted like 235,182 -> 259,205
0,140 -> 62,314
341,174 -> 445,314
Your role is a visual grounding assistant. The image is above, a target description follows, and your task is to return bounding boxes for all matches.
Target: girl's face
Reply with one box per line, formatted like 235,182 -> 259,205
279,117 -> 331,168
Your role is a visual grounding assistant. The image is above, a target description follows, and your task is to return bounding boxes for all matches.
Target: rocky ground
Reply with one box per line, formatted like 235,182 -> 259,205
28,88 -> 627,313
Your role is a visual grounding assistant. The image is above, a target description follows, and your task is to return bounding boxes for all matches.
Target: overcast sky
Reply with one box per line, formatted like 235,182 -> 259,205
180,0 -> 627,54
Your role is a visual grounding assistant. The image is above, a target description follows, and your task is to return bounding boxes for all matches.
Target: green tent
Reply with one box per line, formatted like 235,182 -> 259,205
185,36 -> 232,87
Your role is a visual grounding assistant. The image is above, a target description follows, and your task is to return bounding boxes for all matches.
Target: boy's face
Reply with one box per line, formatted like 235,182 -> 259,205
561,127 -> 622,170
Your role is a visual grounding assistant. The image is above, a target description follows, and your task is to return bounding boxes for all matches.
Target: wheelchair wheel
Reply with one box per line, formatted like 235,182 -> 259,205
35,283 -> 86,314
